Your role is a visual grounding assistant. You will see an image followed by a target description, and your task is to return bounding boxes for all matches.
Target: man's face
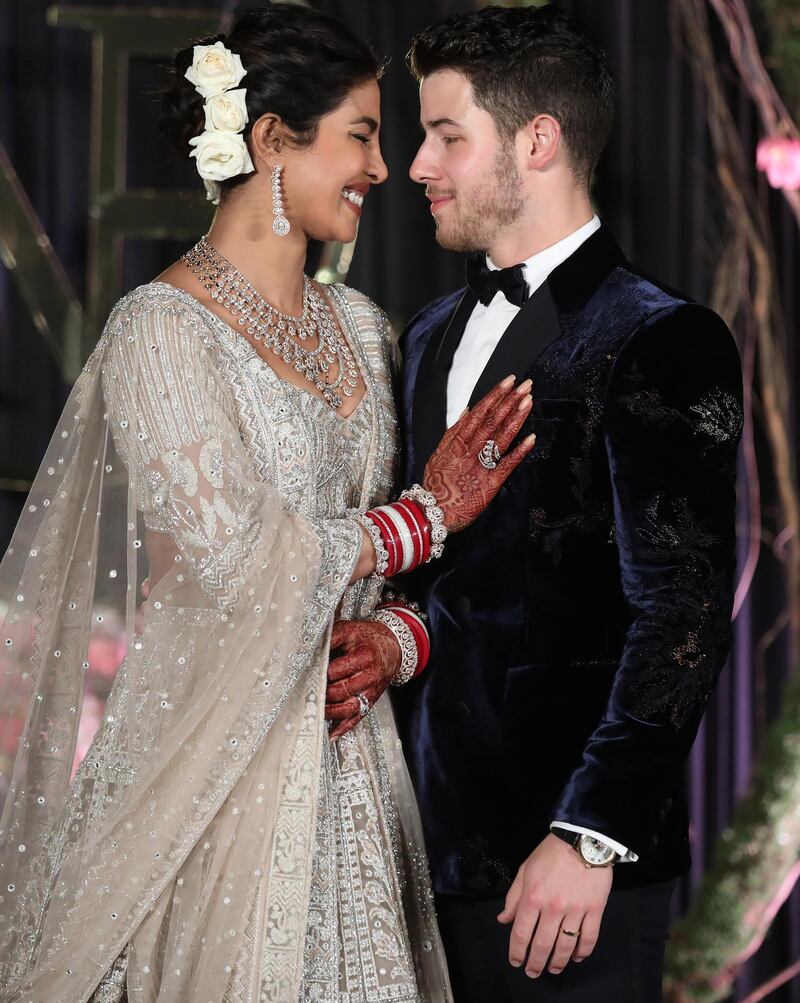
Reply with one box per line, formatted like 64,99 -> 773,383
410,69 -> 524,252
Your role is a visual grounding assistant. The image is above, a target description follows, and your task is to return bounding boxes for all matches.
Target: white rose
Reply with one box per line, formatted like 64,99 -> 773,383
189,131 -> 255,182
185,41 -> 246,100
204,89 -> 249,133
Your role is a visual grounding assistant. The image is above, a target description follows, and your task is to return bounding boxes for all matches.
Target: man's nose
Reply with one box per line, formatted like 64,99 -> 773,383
409,141 -> 437,184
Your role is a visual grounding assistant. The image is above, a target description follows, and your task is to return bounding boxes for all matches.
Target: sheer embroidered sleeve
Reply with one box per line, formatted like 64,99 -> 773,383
102,290 -> 363,613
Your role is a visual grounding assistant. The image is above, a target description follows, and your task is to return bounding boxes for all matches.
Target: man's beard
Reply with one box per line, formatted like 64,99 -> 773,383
434,141 -> 524,252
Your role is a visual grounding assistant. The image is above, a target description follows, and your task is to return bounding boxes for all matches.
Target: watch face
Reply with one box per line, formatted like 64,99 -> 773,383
579,835 -> 616,866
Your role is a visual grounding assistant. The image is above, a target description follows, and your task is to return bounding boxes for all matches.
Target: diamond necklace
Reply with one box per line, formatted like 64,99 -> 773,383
182,235 -> 360,410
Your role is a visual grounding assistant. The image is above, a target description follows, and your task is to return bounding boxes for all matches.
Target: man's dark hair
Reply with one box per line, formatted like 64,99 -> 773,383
407,4 -> 614,186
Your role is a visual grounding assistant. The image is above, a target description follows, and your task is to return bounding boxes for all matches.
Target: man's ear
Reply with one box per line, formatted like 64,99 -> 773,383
520,114 -> 562,171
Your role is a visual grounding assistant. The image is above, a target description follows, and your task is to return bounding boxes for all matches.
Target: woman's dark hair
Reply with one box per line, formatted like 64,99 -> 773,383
161,3 -> 383,196
407,5 -> 614,186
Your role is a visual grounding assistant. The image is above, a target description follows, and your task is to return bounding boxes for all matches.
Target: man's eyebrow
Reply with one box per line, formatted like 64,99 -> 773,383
350,116 -> 379,132
422,117 -> 462,129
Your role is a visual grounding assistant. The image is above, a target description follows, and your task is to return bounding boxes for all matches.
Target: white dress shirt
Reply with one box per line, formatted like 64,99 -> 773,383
446,215 -> 601,428
444,215 -> 637,862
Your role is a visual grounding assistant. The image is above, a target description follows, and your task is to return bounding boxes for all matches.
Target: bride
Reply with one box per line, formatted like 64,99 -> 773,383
0,5 -> 535,1001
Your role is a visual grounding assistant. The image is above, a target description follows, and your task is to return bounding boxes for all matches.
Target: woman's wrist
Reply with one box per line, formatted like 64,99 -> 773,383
360,485 -> 447,580
370,593 -> 430,685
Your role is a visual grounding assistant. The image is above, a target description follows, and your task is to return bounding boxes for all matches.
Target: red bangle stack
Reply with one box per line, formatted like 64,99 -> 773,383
375,597 -> 431,678
363,499 -> 432,577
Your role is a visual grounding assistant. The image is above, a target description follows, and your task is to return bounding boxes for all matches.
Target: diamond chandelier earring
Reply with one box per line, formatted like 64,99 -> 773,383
271,164 -> 290,237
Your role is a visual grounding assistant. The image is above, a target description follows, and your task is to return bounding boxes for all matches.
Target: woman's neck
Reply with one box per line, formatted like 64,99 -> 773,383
206,197 -> 308,316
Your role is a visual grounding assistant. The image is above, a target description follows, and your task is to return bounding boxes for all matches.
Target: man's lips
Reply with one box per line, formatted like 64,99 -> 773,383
427,194 -> 454,214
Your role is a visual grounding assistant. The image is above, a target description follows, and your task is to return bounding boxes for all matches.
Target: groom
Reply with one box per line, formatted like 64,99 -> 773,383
327,6 -> 742,1000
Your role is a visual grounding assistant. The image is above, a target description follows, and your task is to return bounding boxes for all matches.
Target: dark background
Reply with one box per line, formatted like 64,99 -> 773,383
1,1 -> 798,999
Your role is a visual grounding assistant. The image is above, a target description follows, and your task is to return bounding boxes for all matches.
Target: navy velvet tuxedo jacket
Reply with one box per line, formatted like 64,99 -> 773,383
393,227 -> 743,896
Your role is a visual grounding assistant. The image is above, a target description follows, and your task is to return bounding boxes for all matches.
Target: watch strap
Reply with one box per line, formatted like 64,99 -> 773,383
550,826 -> 581,850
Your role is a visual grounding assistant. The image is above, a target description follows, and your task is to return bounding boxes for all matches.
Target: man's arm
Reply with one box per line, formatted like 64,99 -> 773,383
498,304 -> 742,978
552,304 -> 742,848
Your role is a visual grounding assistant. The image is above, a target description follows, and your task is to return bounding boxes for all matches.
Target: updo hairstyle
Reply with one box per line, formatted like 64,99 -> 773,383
160,3 -> 383,197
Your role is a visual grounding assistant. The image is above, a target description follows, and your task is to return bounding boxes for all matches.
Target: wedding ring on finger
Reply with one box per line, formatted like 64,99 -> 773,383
478,439 -> 502,470
356,692 -> 370,718
560,927 -> 580,938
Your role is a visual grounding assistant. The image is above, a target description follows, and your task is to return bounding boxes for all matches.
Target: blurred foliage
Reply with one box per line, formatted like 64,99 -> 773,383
760,0 -> 800,119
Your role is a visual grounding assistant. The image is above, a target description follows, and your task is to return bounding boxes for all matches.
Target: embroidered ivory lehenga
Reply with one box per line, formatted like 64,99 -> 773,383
0,282 -> 451,1002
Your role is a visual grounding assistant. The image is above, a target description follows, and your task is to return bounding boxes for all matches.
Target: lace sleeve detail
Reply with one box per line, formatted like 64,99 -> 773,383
101,293 -> 359,611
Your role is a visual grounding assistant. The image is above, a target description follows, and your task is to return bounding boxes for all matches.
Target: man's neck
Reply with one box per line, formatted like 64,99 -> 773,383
487,194 -> 596,269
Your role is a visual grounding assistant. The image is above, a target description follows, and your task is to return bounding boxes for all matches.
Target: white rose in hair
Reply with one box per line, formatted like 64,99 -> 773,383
185,41 -> 246,99
204,89 -> 249,133
189,130 -> 255,182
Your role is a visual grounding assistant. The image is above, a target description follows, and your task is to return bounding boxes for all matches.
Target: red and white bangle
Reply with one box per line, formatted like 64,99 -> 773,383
371,609 -> 418,684
358,512 -> 390,575
371,593 -> 431,686
399,484 -> 448,560
361,493 -> 438,577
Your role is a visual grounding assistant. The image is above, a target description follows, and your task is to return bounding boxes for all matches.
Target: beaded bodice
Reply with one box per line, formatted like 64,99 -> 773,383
143,281 -> 381,523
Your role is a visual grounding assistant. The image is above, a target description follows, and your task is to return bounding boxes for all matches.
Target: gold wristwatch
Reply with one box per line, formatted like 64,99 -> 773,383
551,827 -> 619,868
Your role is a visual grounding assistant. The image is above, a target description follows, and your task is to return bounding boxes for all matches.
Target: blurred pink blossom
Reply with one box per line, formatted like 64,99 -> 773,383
756,136 -> 800,190
87,634 -> 127,680
71,691 -> 105,778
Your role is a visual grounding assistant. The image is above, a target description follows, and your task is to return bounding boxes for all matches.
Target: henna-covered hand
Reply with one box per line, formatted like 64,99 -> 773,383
423,375 -> 536,533
325,619 -> 402,741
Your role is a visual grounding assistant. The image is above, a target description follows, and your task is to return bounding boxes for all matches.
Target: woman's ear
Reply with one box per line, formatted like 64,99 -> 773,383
249,113 -> 285,167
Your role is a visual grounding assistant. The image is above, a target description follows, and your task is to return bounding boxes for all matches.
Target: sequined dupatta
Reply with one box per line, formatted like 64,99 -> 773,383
0,291 -> 370,1001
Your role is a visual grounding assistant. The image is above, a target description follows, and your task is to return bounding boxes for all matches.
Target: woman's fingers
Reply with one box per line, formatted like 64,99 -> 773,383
329,715 -> 360,741
330,619 -> 357,652
327,646 -> 372,683
457,375 -> 517,440
486,385 -> 533,454
326,669 -> 372,705
325,695 -> 362,723
495,434 -> 537,479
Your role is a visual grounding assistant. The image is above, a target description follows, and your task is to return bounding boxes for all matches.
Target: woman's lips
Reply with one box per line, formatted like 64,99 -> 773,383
342,196 -> 362,216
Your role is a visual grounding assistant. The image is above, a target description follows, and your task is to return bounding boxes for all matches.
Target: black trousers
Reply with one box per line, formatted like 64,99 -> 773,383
434,881 -> 676,1003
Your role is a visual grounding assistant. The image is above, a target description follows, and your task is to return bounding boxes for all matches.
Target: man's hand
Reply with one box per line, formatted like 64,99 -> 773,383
325,619 -> 402,741
497,834 -> 613,978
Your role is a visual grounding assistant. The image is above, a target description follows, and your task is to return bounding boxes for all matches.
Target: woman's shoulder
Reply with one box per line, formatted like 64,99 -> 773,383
101,282 -> 222,379
104,282 -> 224,346
108,281 -> 206,323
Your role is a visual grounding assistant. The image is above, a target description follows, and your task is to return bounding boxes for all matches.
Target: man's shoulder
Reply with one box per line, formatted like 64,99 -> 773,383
605,260 -> 696,318
401,288 -> 466,349
583,258 -> 733,350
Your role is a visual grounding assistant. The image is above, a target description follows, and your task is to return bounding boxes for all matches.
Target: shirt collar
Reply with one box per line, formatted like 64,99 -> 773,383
487,215 -> 601,295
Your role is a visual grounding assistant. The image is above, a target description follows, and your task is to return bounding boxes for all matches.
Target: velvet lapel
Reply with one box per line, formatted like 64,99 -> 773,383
412,288 -> 478,476
468,226 -> 627,406
467,282 -> 561,408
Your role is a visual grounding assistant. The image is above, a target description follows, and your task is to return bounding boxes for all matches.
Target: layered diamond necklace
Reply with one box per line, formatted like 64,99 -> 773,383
182,236 -> 360,410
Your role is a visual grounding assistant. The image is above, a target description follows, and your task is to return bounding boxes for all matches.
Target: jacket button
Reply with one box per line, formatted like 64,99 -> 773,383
455,596 -> 471,616
456,701 -> 471,719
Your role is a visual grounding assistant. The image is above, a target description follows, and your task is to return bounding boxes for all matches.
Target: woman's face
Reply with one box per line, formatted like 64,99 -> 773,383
281,78 -> 388,244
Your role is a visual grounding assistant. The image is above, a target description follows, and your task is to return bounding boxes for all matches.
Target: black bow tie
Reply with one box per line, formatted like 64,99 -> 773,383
466,253 -> 530,308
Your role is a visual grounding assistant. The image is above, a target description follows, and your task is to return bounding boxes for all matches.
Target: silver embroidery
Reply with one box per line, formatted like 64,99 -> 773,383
97,283 -> 416,1002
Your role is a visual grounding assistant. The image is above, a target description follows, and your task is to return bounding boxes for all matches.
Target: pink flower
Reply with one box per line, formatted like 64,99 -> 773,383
71,690 -> 105,777
756,136 -> 800,191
